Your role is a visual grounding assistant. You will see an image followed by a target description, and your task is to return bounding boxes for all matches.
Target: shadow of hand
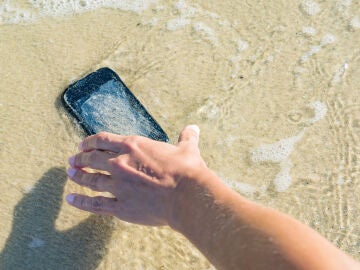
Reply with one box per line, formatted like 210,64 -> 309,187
0,167 -> 113,270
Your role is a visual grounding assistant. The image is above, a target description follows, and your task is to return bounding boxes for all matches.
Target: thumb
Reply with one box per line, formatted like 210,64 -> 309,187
177,125 -> 200,146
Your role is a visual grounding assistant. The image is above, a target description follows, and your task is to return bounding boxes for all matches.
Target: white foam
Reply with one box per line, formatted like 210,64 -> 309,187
300,34 -> 335,63
30,0 -> 158,15
251,131 -> 304,163
251,131 -> 304,192
23,185 -> 35,194
251,101 -> 328,192
0,3 -> 35,24
302,26 -> 317,36
331,61 -> 348,85
167,17 -> 191,30
274,160 -> 293,192
237,38 -> 249,52
320,33 -> 336,46
306,101 -> 327,124
192,22 -> 218,45
174,0 -> 196,17
301,0 -> 321,16
1,0 -> 158,24
222,178 -> 257,196
341,0 -> 352,7
350,16 -> 360,29
166,0 -> 197,31
300,45 -> 321,63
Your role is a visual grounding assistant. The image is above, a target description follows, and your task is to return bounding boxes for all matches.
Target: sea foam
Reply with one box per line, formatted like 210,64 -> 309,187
300,0 -> 321,16
1,0 -> 158,24
251,131 -> 304,163
350,16 -> 360,29
251,101 -> 327,192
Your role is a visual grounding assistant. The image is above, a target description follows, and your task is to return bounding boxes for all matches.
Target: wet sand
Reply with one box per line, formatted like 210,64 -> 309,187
0,0 -> 359,268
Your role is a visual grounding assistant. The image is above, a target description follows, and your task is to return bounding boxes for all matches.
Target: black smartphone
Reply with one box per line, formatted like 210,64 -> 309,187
62,67 -> 169,142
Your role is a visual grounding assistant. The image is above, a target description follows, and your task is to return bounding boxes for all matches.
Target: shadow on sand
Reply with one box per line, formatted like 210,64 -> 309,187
0,167 -> 114,270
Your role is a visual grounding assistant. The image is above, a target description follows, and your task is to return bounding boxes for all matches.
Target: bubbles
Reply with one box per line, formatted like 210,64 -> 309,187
306,101 -> 327,124
300,0 -> 321,16
300,34 -> 336,63
1,0 -> 158,24
301,45 -> 321,63
166,0 -> 196,31
321,33 -> 336,46
251,101 -> 327,192
237,38 -> 249,52
167,17 -> 191,30
0,3 -> 34,24
350,16 -> 360,29
331,61 -> 349,85
192,22 -> 218,45
250,131 -> 304,192
274,160 -> 293,192
302,26 -> 317,36
251,131 -> 304,163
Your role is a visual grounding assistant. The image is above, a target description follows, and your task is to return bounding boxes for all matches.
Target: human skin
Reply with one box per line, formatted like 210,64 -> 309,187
66,125 -> 360,270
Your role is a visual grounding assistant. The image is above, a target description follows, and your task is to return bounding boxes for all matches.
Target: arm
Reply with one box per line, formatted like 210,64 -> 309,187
171,168 -> 360,270
66,125 -> 360,270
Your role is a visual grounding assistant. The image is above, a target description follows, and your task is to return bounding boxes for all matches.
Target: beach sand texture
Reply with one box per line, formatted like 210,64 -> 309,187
0,0 -> 359,268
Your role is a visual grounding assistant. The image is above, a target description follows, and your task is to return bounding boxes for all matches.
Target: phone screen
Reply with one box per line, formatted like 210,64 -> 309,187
62,68 -> 169,142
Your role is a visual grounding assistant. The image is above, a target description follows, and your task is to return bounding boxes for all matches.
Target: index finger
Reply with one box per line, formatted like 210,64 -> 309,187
80,132 -> 125,153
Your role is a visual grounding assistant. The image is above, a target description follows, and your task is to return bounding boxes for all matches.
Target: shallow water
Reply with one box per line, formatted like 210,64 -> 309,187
0,0 -> 359,268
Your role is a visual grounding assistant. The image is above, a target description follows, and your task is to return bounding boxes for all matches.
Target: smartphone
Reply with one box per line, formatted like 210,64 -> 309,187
62,67 -> 169,142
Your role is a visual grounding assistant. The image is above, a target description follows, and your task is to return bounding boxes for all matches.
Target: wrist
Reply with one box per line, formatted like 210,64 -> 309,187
167,166 -> 223,232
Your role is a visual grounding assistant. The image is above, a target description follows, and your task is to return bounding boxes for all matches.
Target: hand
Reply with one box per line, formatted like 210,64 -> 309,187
66,125 -> 207,226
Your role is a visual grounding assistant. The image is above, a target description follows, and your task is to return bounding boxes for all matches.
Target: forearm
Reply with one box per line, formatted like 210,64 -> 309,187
170,169 -> 360,270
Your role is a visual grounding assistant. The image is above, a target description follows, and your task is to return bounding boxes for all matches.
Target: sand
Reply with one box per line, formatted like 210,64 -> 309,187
0,0 -> 359,268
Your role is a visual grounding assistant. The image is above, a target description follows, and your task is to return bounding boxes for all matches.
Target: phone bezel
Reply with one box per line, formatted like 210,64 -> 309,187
61,67 -> 169,142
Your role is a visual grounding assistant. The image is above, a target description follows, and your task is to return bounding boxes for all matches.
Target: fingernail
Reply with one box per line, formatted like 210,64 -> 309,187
67,168 -> 77,178
188,125 -> 200,135
78,142 -> 83,150
66,194 -> 75,204
69,156 -> 75,166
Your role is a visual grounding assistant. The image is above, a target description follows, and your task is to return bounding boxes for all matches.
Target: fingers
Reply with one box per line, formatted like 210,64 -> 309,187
177,125 -> 200,146
69,150 -> 115,172
67,168 -> 114,193
80,132 -> 125,153
66,193 -> 117,214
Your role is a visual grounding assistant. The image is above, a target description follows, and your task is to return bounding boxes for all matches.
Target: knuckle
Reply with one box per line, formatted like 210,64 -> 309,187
77,171 -> 88,185
89,174 -> 100,190
91,197 -> 103,210
74,153 -> 82,167
81,139 -> 89,150
88,151 -> 99,164
97,132 -> 112,143
111,156 -> 128,169
77,196 -> 86,208
123,136 -> 139,152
